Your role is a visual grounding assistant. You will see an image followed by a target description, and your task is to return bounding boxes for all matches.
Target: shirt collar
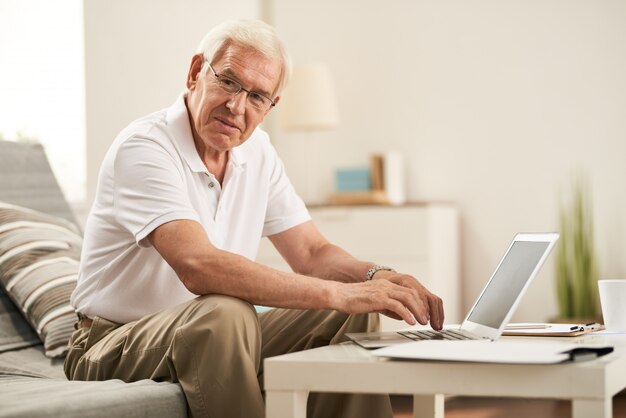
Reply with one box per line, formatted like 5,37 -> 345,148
166,93 -> 249,173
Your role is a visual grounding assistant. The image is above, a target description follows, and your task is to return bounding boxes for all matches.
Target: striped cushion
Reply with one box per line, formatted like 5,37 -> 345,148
0,202 -> 81,358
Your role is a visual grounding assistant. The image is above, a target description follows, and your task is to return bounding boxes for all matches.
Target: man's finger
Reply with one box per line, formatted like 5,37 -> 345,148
395,290 -> 428,325
384,299 -> 416,325
428,296 -> 443,330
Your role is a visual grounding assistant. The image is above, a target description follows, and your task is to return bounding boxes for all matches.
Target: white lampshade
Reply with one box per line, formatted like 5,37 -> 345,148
279,64 -> 339,131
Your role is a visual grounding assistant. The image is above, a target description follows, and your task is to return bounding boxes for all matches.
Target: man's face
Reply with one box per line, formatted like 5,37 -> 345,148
185,44 -> 282,153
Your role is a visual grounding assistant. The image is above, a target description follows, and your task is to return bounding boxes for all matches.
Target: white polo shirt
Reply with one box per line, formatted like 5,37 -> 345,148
71,94 -> 310,323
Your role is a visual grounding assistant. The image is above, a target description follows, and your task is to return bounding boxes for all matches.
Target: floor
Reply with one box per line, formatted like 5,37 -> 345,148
391,394 -> 626,418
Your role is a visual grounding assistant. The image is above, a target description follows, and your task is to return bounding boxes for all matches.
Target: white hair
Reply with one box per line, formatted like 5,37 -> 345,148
196,19 -> 292,96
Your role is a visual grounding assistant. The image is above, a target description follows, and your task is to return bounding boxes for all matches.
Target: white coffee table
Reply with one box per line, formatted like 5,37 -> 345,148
264,333 -> 626,418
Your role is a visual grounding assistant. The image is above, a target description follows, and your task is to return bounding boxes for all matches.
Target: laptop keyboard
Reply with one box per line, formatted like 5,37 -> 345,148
398,329 -> 480,341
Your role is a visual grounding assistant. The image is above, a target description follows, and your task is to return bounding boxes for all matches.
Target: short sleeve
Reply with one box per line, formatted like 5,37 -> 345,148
262,146 -> 311,237
113,136 -> 200,246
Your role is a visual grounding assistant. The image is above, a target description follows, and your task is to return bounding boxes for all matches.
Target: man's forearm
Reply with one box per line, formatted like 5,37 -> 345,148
295,242 -> 373,284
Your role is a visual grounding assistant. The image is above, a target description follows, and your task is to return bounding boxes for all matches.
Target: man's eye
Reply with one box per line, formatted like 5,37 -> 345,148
249,92 -> 266,105
220,78 -> 239,91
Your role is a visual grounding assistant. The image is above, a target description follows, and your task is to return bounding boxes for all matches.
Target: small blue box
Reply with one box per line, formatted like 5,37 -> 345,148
335,167 -> 371,192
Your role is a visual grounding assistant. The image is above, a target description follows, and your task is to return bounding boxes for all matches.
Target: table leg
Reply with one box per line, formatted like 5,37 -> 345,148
266,390 -> 308,418
412,394 -> 444,418
572,398 -> 611,418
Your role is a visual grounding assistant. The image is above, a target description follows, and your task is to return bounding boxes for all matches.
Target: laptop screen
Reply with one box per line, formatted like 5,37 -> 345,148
466,240 -> 550,329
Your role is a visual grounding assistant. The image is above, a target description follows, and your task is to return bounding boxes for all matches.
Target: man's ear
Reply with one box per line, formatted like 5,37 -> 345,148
186,54 -> 205,90
265,96 -> 280,115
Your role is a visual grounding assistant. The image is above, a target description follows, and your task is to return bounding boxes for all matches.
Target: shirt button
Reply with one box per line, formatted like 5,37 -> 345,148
208,182 -> 215,188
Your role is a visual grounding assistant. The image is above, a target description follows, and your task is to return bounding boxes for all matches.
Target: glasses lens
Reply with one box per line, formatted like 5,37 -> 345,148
247,92 -> 271,111
217,77 -> 241,94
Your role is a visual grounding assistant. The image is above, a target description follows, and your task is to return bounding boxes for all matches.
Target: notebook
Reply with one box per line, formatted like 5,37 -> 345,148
346,232 -> 559,348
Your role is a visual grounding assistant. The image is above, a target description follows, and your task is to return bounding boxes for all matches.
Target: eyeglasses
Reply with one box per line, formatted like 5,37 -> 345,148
206,62 -> 276,112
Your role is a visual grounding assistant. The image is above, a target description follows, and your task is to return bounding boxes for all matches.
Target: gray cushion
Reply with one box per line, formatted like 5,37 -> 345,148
0,376 -> 187,418
0,345 -> 65,379
0,287 -> 40,353
0,346 -> 187,417
0,141 -> 78,225
0,202 -> 81,358
2,376 -> 187,417
0,333 -> 187,418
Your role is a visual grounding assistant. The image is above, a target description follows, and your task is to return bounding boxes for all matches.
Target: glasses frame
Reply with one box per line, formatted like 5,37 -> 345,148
206,61 -> 276,111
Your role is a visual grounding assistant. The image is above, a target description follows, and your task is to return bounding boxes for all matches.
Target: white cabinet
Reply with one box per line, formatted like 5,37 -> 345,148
256,204 -> 460,330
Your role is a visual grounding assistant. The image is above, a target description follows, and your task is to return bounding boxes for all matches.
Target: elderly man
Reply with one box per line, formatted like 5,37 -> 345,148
65,19 -> 443,418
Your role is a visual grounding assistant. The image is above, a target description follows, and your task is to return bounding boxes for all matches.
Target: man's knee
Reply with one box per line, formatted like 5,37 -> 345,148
183,295 -> 261,345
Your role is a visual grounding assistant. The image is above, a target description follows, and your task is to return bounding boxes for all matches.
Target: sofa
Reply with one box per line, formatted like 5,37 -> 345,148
0,140 -> 187,417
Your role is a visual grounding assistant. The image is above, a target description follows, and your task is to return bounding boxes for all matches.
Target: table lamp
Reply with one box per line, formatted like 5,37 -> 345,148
279,63 -> 339,131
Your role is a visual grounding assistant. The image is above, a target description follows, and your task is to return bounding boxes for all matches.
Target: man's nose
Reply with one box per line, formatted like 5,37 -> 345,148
226,91 -> 247,115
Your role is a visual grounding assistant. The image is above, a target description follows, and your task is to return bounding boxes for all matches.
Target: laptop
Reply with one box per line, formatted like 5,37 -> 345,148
347,232 -> 559,349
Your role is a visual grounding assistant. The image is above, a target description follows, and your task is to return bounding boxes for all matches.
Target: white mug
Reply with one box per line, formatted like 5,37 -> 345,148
598,279 -> 626,332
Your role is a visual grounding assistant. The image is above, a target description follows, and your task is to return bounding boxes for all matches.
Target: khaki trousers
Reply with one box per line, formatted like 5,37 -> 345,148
64,295 -> 393,418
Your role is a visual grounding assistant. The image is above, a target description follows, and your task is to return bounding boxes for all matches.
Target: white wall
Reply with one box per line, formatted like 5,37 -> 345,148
83,0 -> 260,204
269,0 -> 626,322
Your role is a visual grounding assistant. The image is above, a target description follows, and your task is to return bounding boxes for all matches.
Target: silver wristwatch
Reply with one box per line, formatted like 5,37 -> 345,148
365,265 -> 396,281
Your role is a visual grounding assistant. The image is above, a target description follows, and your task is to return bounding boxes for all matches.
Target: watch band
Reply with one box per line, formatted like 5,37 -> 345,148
366,265 -> 396,281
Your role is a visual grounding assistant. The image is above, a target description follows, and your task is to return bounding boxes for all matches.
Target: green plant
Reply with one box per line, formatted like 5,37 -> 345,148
556,177 -> 599,319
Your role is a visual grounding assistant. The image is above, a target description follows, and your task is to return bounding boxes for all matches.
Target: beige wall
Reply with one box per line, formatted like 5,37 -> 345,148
83,0 -> 626,323
269,0 -> 626,322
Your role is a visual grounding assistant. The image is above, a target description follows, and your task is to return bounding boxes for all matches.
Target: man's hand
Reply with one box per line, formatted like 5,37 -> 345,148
333,271 -> 444,330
